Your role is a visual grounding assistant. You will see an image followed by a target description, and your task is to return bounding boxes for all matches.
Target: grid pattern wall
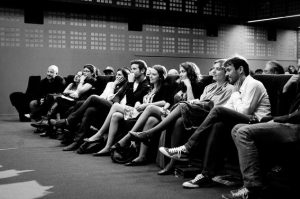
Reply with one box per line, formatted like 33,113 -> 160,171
75,0 -> 240,17
249,0 -> 300,20
0,8 -> 297,61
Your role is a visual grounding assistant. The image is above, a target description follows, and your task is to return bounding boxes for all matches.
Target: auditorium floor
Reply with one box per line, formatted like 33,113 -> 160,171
0,116 -> 231,199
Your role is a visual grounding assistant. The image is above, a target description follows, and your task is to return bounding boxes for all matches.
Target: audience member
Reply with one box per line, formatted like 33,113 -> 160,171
222,74 -> 300,199
254,69 -> 263,75
130,59 -> 234,174
29,65 -> 66,121
158,56 -> 271,188
103,66 -> 115,76
263,61 -> 284,74
167,68 -> 179,76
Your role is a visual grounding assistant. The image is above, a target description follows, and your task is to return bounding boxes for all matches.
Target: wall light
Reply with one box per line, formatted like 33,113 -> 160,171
248,14 -> 300,23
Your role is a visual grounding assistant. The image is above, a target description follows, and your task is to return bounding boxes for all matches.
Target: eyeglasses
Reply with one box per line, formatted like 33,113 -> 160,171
83,69 -> 91,73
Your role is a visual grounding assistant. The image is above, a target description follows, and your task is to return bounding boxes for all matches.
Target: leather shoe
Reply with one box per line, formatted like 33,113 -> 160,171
124,160 -> 147,166
63,142 -> 80,151
129,131 -> 151,145
157,168 -> 174,175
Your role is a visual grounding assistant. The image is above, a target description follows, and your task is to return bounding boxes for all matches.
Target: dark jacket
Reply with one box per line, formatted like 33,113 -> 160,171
38,76 -> 65,98
122,78 -> 151,107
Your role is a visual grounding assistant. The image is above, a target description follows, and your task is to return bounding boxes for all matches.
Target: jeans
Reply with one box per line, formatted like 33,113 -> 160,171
184,106 -> 252,176
232,122 -> 300,188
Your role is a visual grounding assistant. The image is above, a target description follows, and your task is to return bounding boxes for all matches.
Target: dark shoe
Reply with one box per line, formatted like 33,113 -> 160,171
63,142 -> 81,151
182,173 -> 214,188
159,146 -> 189,161
77,139 -> 103,154
31,119 -> 49,128
222,187 -> 261,199
39,132 -> 49,137
129,131 -> 151,145
33,127 -> 45,134
50,119 -> 67,128
124,160 -> 148,166
157,168 -> 174,175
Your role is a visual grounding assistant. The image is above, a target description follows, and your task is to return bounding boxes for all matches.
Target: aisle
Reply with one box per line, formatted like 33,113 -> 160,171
0,116 -> 229,199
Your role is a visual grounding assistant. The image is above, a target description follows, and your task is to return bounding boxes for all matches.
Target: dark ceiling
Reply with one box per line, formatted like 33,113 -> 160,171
0,0 -> 299,30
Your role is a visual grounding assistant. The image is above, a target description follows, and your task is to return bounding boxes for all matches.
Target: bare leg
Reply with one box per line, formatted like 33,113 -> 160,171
118,105 -> 163,147
96,112 -> 124,154
132,116 -> 160,163
144,105 -> 181,136
130,105 -> 162,132
88,103 -> 125,141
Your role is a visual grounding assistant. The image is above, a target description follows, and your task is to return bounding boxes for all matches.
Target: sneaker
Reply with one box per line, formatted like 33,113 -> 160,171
182,173 -> 214,188
222,187 -> 258,199
159,146 -> 189,161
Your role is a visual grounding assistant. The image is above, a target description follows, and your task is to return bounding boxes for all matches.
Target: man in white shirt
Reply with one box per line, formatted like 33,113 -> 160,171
159,56 -> 271,188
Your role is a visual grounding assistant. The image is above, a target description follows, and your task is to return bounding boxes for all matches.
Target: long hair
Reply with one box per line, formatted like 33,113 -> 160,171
151,65 -> 167,93
179,62 -> 200,85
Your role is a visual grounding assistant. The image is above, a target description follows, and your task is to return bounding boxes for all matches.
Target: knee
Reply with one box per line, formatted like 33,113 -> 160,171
111,112 -> 123,122
234,125 -> 252,143
29,100 -> 38,109
144,104 -> 156,113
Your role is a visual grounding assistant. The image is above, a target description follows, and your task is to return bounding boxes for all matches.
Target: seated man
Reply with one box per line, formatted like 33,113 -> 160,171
28,65 -> 66,121
222,74 -> 300,199
155,56 -> 271,188
263,60 -> 284,75
10,65 -> 65,121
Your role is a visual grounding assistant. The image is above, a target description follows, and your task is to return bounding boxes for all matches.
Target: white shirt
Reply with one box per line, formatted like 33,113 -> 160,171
223,75 -> 271,121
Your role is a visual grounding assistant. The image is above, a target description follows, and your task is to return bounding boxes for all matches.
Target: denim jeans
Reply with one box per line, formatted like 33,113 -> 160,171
232,122 -> 300,188
184,106 -> 252,176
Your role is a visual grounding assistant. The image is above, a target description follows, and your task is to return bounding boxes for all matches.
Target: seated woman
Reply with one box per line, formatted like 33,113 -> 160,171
50,68 -> 129,148
83,65 -> 169,158
130,59 -> 234,174
110,62 -> 202,165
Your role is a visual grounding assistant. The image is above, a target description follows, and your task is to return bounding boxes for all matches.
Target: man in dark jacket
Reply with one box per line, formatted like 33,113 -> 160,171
29,65 -> 65,120
10,65 -> 65,122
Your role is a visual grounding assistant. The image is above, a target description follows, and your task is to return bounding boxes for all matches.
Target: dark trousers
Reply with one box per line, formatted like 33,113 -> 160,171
66,95 -> 113,143
67,95 -> 112,127
184,106 -> 252,176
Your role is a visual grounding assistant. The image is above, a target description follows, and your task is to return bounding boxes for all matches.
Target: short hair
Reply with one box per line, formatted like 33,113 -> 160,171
48,65 -> 58,74
224,56 -> 250,76
130,59 -> 148,75
266,61 -> 284,74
